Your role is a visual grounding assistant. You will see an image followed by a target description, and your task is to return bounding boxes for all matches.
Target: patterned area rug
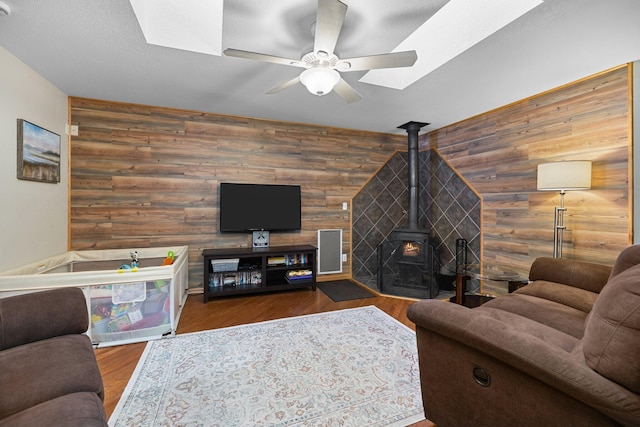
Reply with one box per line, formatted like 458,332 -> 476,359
110,306 -> 424,427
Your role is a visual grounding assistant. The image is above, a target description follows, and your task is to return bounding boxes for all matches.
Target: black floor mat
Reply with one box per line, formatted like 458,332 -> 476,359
317,280 -> 376,302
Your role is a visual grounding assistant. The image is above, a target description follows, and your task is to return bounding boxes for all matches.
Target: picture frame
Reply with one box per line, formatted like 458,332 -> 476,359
17,119 -> 61,184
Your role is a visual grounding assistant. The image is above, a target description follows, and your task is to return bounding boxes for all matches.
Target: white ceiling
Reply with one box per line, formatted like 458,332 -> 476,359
0,0 -> 639,134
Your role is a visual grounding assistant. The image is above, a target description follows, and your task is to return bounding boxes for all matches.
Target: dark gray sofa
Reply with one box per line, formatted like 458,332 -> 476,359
407,245 -> 640,427
0,288 -> 107,426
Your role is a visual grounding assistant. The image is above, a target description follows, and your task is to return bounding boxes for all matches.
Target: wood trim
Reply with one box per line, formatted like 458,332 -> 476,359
628,62 -> 635,244
67,97 -> 72,251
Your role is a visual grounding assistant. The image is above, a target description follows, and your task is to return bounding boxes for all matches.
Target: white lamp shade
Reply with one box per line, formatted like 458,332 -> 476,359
300,68 -> 340,96
537,160 -> 592,191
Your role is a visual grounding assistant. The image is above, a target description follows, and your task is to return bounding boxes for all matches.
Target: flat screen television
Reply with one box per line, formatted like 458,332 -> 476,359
219,183 -> 302,232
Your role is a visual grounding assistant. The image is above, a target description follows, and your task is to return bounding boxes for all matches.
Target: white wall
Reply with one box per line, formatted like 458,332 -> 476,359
0,46 -> 69,271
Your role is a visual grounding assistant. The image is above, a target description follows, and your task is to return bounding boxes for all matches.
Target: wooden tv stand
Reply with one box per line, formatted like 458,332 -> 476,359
202,245 -> 316,302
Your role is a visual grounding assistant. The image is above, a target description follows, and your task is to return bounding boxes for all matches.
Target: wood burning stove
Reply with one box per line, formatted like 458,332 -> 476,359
377,229 -> 437,298
377,121 -> 438,299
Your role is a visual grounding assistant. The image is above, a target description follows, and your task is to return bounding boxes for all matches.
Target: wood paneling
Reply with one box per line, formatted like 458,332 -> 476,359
71,65 -> 632,286
421,66 -> 632,273
69,98 -> 406,289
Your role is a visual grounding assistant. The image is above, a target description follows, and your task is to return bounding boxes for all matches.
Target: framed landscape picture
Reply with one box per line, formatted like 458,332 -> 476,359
17,119 -> 61,183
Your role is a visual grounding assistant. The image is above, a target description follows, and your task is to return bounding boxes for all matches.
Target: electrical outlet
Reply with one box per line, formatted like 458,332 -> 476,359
71,125 -> 79,136
342,202 -> 348,210
342,254 -> 347,262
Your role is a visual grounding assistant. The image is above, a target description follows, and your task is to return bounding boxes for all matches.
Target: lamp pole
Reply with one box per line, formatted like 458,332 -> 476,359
537,160 -> 591,259
553,190 -> 567,258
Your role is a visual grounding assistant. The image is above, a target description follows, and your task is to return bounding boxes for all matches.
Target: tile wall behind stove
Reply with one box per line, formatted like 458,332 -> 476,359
352,150 -> 480,289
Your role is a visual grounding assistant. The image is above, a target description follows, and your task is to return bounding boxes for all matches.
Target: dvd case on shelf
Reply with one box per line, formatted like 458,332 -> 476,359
209,269 -> 262,288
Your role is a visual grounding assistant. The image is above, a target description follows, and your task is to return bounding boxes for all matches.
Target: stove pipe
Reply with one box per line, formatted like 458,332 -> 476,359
398,121 -> 429,230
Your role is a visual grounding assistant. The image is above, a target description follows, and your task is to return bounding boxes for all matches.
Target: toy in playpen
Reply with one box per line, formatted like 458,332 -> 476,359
118,251 -> 140,272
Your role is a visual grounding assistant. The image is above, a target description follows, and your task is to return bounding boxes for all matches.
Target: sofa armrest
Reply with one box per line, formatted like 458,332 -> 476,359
0,288 -> 88,351
407,300 -> 640,425
529,257 -> 612,293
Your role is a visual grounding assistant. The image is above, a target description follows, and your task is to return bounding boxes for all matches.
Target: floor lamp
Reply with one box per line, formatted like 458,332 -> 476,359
537,161 -> 592,258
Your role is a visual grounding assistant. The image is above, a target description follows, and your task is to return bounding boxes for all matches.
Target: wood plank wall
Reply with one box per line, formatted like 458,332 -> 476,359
68,98 -> 407,289
420,66 -> 632,274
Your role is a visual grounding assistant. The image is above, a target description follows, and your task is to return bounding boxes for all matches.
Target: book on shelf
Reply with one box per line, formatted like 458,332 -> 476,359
267,256 -> 286,266
285,253 -> 308,266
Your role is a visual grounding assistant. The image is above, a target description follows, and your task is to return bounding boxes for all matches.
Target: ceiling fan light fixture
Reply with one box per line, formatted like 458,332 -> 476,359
300,68 -> 340,96
0,1 -> 11,16
336,61 -> 351,71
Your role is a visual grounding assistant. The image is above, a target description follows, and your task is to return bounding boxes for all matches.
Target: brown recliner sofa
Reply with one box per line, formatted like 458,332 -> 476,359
407,245 -> 640,427
0,288 -> 107,426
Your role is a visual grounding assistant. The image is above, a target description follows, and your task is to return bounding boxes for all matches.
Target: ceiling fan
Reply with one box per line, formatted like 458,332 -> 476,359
224,0 -> 418,103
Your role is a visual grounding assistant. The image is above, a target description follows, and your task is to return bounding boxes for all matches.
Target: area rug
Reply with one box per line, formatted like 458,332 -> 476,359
109,306 -> 424,427
317,279 -> 376,302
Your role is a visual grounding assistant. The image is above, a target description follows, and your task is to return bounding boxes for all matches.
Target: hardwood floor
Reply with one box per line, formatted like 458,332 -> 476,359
95,288 -> 435,426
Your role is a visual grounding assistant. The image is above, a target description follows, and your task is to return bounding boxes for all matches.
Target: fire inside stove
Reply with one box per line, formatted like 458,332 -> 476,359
402,241 -> 422,257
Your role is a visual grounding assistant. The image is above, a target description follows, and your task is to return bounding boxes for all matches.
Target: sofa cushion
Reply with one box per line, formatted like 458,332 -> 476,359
514,281 -> 598,314
480,293 -> 588,338
473,306 -> 580,352
529,257 -> 612,294
583,263 -> 640,394
608,244 -> 640,280
0,392 -> 107,427
0,334 -> 104,419
0,288 -> 88,351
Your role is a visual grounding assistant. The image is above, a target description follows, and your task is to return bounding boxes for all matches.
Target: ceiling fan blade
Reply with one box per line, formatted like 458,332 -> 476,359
314,0 -> 347,56
266,76 -> 301,95
337,51 -> 418,72
224,48 -> 305,68
333,78 -> 362,104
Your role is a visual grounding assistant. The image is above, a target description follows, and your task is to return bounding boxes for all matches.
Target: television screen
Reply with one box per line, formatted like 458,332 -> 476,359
219,183 -> 302,232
